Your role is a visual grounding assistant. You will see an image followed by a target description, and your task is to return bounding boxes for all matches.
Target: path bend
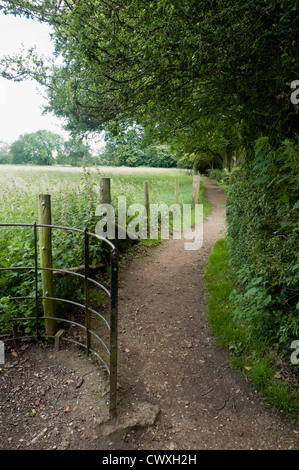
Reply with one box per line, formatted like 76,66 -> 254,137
117,179 -> 298,450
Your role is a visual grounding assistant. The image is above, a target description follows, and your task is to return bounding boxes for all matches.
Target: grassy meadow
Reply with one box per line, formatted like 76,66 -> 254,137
0,164 -> 203,226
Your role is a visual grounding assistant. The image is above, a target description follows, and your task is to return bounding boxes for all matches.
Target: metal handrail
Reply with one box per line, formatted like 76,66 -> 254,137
0,223 -> 116,249
0,222 -> 119,416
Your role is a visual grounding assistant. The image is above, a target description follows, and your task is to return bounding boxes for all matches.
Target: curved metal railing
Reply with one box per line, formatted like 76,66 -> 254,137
0,222 -> 118,416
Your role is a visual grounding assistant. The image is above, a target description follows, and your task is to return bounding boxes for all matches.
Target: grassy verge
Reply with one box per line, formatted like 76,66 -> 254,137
204,237 -> 299,419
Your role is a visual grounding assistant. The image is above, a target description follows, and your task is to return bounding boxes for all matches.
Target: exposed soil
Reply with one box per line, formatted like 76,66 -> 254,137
0,178 -> 298,451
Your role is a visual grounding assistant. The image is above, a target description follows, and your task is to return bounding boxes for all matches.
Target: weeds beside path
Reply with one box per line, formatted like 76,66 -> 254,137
114,178 -> 299,450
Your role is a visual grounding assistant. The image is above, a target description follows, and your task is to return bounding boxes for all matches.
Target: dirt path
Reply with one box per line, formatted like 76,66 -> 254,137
1,178 -> 298,451
114,178 -> 298,450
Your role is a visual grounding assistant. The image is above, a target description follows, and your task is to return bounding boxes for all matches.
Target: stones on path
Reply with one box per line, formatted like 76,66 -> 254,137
99,401 -> 160,437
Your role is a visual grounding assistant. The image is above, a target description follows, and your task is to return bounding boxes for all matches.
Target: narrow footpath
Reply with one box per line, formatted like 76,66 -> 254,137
115,178 -> 298,450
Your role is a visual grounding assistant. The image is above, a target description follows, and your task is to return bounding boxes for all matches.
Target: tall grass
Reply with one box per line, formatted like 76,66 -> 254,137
0,165 -> 198,224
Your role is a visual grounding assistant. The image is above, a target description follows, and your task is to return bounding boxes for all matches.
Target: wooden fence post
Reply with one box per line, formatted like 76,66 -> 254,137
175,179 -> 179,205
144,181 -> 150,237
38,194 -> 57,338
99,177 -> 111,205
193,175 -> 200,206
99,176 -> 114,239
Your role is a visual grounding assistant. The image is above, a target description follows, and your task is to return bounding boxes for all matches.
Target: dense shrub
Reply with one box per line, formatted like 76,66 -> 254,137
206,168 -> 223,182
207,168 -> 231,186
226,137 -> 299,357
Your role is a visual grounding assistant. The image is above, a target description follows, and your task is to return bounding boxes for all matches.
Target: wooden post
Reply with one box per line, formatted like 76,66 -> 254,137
99,177 -> 111,205
175,179 -> 179,205
54,329 -> 64,353
99,177 -> 113,240
144,181 -> 150,238
38,194 -> 57,338
174,179 -> 180,228
193,175 -> 200,206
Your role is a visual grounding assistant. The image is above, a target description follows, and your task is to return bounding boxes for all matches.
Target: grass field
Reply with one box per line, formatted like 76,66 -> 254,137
0,165 -> 204,226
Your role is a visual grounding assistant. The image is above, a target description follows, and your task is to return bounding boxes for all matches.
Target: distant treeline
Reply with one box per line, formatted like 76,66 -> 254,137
0,129 -> 177,168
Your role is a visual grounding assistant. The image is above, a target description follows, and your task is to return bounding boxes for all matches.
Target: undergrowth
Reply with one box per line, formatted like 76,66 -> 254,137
204,237 -> 299,419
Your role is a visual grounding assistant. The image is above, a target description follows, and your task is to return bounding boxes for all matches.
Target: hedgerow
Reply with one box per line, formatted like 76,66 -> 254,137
226,137 -> 299,359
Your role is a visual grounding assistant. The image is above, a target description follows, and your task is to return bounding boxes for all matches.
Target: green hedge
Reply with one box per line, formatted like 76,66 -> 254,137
205,238 -> 299,418
226,137 -> 299,359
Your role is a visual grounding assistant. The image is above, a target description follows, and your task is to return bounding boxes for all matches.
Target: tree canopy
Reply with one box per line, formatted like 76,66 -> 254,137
10,129 -> 63,165
0,0 -> 298,157
56,136 -> 93,166
5,130 -> 95,166
100,128 -> 176,167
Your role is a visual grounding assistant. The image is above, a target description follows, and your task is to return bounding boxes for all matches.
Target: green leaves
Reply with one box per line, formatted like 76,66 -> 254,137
0,296 -> 11,323
227,136 -> 299,351
2,0 -> 298,150
10,130 -> 64,165
254,175 -> 270,184
100,129 -> 176,168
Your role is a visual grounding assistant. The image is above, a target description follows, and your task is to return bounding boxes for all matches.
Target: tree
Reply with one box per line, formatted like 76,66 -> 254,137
56,137 -> 93,166
0,141 -> 12,164
99,127 -> 176,167
1,0 -> 298,155
10,130 -> 64,165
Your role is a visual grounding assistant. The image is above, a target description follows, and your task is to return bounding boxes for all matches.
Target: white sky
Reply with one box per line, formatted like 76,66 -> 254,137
0,13 -> 105,152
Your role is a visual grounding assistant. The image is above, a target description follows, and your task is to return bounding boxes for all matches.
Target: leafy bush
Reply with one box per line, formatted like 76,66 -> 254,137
227,137 -> 299,357
206,168 -> 223,182
205,237 -> 299,418
207,168 -> 231,185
